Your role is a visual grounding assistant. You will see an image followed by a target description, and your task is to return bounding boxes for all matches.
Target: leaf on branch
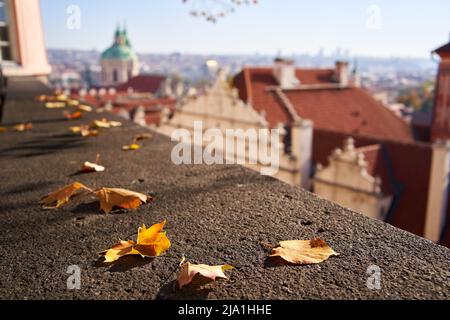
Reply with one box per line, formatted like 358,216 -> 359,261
178,261 -> 233,288
95,187 -> 152,213
99,220 -> 170,262
122,143 -> 141,151
269,239 -> 339,265
13,123 -> 33,132
40,182 -> 91,209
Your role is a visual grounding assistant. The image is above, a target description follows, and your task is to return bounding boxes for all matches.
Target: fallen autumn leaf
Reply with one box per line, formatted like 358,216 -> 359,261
81,161 -> 105,173
178,261 -> 233,289
13,123 -> 33,132
99,221 -> 170,262
122,143 -> 141,151
40,182 -> 91,209
269,239 -> 339,265
96,187 -> 151,213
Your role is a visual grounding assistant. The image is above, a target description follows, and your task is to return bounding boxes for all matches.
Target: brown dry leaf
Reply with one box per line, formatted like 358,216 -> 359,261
13,123 -> 33,132
99,221 -> 170,262
178,261 -> 233,289
122,143 -> 141,151
0,126 -> 7,133
55,94 -> 68,102
269,239 -> 339,265
91,118 -> 122,129
70,125 -> 98,137
64,111 -> 83,120
81,161 -> 105,173
133,133 -> 153,142
95,187 -> 151,213
67,99 -> 80,107
36,94 -> 49,102
40,182 -> 91,209
77,104 -> 93,112
45,102 -> 66,109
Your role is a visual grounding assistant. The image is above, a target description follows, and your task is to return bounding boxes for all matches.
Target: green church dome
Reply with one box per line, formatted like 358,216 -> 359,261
101,27 -> 138,62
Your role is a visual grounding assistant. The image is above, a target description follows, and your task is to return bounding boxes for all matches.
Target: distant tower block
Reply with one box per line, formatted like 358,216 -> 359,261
431,38 -> 450,142
100,25 -> 139,86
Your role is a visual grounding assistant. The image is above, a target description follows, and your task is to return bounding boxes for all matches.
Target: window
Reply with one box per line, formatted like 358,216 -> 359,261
0,0 -> 12,62
113,69 -> 118,83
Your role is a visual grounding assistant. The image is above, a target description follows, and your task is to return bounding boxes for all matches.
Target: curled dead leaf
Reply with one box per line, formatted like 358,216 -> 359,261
70,125 -> 99,137
77,104 -> 93,112
122,144 -> 140,151
95,187 -> 152,213
40,182 -> 91,209
67,99 -> 80,107
178,261 -> 233,289
269,239 -> 339,265
81,161 -> 105,173
133,133 -> 153,143
64,111 -> 83,120
99,221 -> 170,262
45,102 -> 66,109
13,123 -> 33,132
91,119 -> 122,129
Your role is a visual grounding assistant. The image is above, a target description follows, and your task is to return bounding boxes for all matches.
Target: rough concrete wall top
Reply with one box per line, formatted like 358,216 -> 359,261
0,91 -> 449,300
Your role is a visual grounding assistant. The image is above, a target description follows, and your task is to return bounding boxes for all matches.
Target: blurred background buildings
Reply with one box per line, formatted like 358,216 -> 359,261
1,0 -> 449,247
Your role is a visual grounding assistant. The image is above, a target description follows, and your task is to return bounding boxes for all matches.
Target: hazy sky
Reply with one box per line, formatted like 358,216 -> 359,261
40,0 -> 450,58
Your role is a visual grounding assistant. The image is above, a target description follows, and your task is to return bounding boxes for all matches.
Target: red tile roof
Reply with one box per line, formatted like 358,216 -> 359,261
433,42 -> 450,58
115,75 -> 166,94
233,67 -> 414,142
313,128 -> 432,238
284,87 -> 413,141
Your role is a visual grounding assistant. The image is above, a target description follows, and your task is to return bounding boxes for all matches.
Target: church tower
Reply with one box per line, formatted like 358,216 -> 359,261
431,38 -> 450,141
100,26 -> 139,86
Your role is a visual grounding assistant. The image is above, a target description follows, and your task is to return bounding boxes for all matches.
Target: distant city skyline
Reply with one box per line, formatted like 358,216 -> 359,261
40,0 -> 450,58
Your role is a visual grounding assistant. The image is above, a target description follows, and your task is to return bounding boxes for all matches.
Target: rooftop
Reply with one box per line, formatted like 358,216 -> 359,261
233,67 -> 414,142
0,79 -> 448,300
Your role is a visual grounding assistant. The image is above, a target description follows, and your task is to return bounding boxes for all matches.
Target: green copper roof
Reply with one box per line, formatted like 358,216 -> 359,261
101,27 -> 138,61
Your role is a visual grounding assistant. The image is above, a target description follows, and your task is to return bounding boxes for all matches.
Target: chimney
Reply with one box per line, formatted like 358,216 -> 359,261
335,61 -> 349,87
273,58 -> 300,89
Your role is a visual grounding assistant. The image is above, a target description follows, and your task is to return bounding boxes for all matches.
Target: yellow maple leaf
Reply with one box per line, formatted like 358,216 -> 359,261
269,239 -> 339,265
67,99 -> 80,107
40,182 -> 91,209
178,261 -> 233,289
122,143 -> 141,151
77,104 -> 93,112
95,187 -> 151,213
91,119 -> 122,129
45,102 -> 66,109
100,221 -> 170,262
69,125 -> 98,137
